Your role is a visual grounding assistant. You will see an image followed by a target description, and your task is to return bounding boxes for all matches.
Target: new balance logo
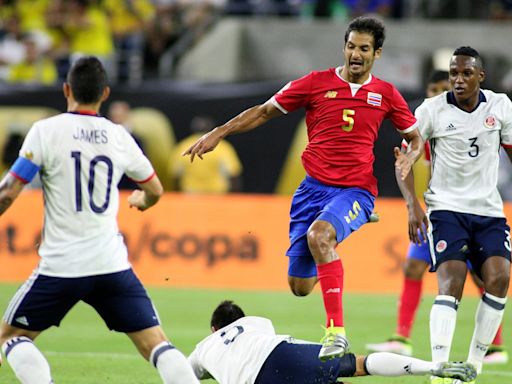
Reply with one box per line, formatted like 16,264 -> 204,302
15,316 -> 29,326
446,123 -> 456,131
325,288 -> 341,294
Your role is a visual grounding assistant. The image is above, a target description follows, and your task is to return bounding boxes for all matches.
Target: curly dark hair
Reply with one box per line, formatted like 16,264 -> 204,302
344,16 -> 386,50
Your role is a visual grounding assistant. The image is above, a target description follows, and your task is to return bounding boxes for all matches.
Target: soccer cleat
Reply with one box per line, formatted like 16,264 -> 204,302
318,321 -> 350,361
365,335 -> 413,356
483,345 -> 509,365
452,380 -> 475,384
431,362 -> 477,382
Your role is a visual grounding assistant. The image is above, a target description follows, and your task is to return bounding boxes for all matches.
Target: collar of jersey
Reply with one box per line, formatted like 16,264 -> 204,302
446,90 -> 486,113
68,110 -> 100,116
335,66 -> 373,86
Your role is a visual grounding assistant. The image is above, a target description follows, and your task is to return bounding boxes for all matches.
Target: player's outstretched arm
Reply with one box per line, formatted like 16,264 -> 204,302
394,147 -> 427,244
0,173 -> 25,215
128,174 -> 164,211
182,101 -> 283,162
396,129 -> 423,181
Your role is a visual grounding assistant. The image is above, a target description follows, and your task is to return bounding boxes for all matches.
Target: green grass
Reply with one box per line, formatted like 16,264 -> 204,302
0,284 -> 510,383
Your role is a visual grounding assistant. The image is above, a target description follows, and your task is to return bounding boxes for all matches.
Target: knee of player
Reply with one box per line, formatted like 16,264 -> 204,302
483,271 -> 510,296
306,222 -> 336,251
288,282 -> 313,297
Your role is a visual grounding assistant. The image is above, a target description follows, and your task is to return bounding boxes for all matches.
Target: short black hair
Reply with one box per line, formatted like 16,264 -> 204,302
210,300 -> 245,330
428,70 -> 449,84
452,46 -> 484,68
66,56 -> 107,104
344,16 -> 386,50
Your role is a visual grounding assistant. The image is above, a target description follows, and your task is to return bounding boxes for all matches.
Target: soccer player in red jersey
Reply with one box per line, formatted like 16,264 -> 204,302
183,16 -> 424,361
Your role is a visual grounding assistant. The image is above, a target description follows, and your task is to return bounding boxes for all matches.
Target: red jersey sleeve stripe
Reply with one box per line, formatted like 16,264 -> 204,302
132,172 -> 156,184
502,143 -> 512,148
9,171 -> 29,184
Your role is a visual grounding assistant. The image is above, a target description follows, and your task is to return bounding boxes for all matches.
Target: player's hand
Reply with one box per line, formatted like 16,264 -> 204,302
182,129 -> 223,162
394,147 -> 414,181
408,201 -> 428,245
128,190 -> 148,211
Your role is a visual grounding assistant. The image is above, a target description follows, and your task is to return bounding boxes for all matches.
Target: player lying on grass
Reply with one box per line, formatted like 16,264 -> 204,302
187,300 -> 477,384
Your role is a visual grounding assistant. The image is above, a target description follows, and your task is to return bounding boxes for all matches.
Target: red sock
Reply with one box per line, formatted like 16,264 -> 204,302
396,278 -> 422,338
317,259 -> 344,328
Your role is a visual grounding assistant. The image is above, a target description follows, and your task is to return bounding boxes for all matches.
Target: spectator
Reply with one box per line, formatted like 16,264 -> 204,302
104,0 -> 155,84
171,115 -> 242,193
64,0 -> 115,79
6,32 -> 58,85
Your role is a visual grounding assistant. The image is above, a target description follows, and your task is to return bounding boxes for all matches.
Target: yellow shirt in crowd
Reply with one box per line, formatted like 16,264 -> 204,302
172,134 -> 242,193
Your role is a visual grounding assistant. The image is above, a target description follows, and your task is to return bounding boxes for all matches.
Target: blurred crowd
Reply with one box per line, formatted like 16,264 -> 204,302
0,0 -> 511,87
0,0 -> 224,85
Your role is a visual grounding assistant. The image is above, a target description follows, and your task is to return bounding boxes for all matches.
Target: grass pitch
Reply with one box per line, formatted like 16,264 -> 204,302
0,284 -> 510,383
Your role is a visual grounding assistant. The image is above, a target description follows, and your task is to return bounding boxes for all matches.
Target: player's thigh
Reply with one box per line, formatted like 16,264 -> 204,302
254,341 -> 356,384
317,187 -> 375,243
3,272 -> 85,332
471,216 -> 511,281
85,269 -> 160,333
427,210 -> 471,272
286,178 -> 329,259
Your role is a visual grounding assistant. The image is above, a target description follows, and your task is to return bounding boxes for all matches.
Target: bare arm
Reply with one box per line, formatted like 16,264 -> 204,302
504,146 -> 512,163
0,173 -> 25,215
127,174 -> 164,211
394,146 -> 428,244
183,101 -> 283,162
395,128 -> 424,181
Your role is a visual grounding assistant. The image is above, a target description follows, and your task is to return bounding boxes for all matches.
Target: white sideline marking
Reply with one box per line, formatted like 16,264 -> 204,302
44,350 -> 140,360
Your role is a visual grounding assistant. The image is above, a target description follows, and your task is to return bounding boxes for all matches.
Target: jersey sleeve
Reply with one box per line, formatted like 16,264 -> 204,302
122,129 -> 155,183
188,349 -> 211,380
499,95 -> 512,147
18,123 -> 44,166
270,73 -> 312,114
388,86 -> 418,133
414,100 -> 434,141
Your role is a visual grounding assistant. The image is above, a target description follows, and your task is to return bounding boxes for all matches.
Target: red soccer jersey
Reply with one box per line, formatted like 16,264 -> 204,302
272,67 -> 417,196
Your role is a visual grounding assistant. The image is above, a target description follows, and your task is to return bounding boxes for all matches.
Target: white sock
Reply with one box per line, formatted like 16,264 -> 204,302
149,341 -> 199,384
364,352 -> 437,376
430,295 -> 458,363
2,336 -> 53,384
467,292 -> 506,374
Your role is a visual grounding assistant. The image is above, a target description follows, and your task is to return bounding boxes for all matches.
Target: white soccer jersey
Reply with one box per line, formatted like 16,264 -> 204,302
19,112 -> 154,277
188,316 -> 289,384
415,90 -> 512,217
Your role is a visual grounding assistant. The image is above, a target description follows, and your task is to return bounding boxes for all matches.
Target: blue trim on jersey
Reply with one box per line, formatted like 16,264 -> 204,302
447,91 -> 486,112
10,157 -> 40,183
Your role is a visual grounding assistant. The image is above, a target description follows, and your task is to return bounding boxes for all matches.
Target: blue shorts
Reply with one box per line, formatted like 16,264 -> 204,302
407,228 -> 431,263
427,210 -> 511,278
287,176 -> 375,278
3,268 -> 160,332
254,341 -> 356,384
